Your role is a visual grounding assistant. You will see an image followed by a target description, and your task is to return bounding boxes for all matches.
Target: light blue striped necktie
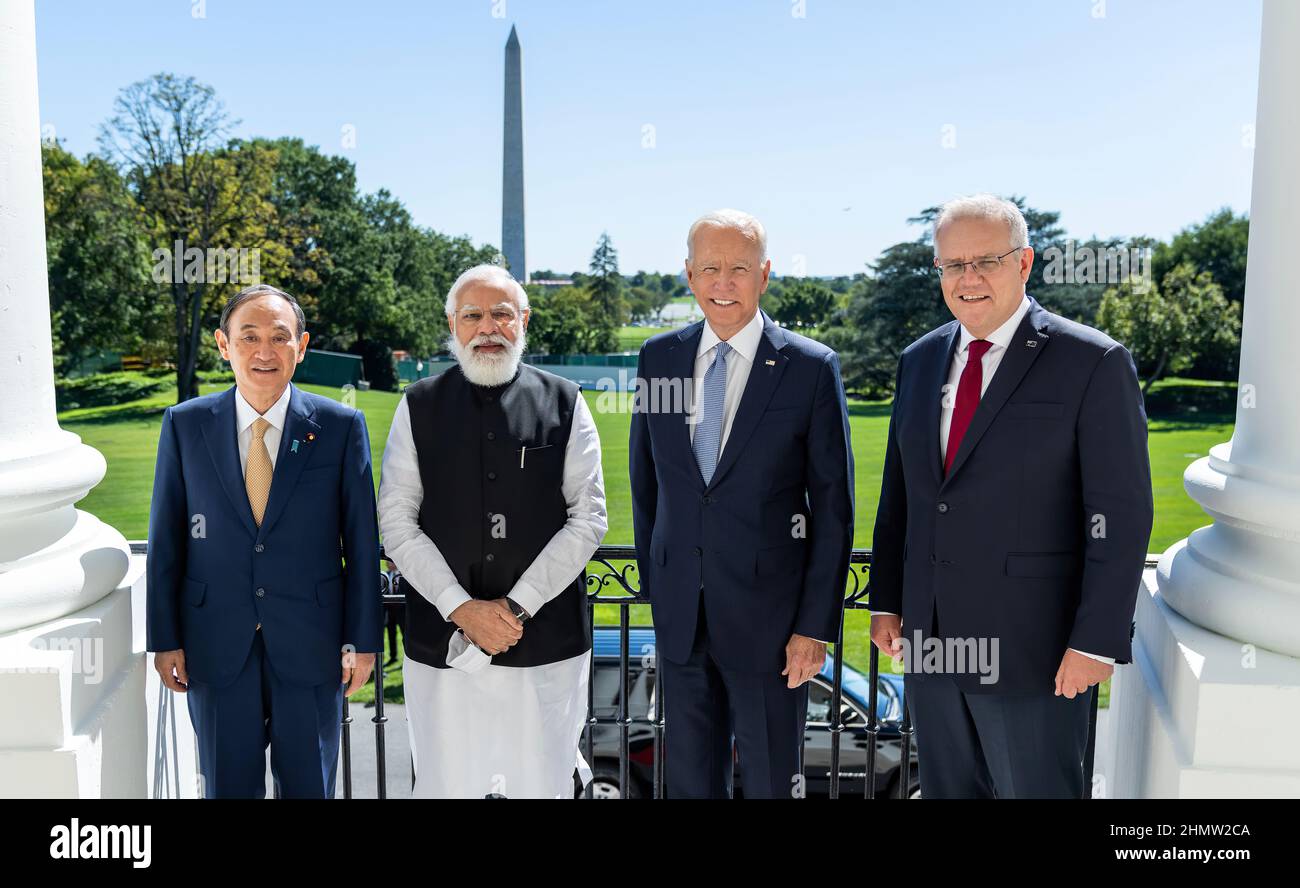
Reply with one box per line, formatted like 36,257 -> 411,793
693,341 -> 731,485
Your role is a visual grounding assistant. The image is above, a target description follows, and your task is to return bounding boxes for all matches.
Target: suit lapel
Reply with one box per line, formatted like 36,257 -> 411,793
942,299 -> 1051,486
666,322 -> 705,489
202,387 -> 258,539
707,312 -> 789,490
926,323 -> 962,487
256,384 -> 320,540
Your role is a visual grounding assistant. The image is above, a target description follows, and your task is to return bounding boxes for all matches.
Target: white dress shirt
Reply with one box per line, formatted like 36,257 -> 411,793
880,295 -> 1113,665
377,385 -> 608,623
689,308 -> 765,456
234,384 -> 292,473
938,295 -> 1032,464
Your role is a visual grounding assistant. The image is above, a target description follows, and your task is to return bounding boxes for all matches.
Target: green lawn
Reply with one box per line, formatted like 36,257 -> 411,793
615,325 -> 675,352
66,378 -> 1231,701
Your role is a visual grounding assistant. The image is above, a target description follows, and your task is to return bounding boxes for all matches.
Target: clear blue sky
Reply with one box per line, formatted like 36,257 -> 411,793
34,0 -> 1263,276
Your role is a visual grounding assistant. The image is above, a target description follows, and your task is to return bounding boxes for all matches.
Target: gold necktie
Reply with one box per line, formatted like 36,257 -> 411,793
246,417 -> 273,526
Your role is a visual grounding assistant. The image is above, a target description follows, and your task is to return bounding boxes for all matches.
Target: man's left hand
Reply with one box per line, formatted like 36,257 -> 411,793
782,634 -> 826,689
342,650 -> 377,697
1054,649 -> 1112,699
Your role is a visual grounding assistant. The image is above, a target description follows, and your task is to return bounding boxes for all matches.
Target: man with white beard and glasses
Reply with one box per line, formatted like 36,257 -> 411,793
378,264 -> 607,798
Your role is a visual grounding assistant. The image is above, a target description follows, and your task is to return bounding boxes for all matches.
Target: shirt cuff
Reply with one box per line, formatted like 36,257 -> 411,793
434,584 -> 473,622
871,611 -> 898,617
1070,648 -> 1116,665
508,580 -> 545,620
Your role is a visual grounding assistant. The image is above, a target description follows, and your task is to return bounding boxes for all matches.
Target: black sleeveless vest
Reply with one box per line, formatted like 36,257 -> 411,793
402,363 -> 591,668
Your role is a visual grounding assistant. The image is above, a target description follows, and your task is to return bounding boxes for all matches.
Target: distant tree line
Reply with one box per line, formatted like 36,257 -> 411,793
46,77 -> 1247,399
46,73 -> 497,397
819,200 -> 1246,398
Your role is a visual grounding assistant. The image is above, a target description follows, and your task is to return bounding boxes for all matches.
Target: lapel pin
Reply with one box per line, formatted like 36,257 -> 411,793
307,432 -> 315,441
290,439 -> 300,453
1026,340 -> 1037,348
764,359 -> 776,366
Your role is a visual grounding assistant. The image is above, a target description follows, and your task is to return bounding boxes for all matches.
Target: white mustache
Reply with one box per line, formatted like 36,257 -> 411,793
471,334 -> 510,348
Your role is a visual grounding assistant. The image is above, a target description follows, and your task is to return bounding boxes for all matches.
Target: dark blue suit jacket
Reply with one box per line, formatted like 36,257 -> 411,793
146,384 -> 383,688
869,297 -> 1154,694
629,312 -> 855,672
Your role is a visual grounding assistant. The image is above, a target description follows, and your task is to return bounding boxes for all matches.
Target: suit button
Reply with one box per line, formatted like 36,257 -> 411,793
929,555 -> 936,565
254,543 -> 264,553
255,587 -> 266,598
486,553 -> 495,563
701,495 -> 712,505
487,431 -> 496,440
937,502 -> 949,514
692,547 -> 702,556
487,471 -> 497,481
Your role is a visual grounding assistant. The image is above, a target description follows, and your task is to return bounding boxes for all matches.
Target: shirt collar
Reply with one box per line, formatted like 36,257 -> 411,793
235,383 -> 293,435
958,294 -> 1031,355
697,308 -> 765,365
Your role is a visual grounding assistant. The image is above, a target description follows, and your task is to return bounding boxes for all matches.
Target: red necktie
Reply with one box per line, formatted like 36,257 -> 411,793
944,339 -> 992,476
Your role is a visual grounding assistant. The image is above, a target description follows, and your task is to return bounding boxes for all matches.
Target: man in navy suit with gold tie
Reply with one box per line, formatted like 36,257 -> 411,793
869,195 -> 1153,798
147,284 -> 382,799
630,210 -> 855,799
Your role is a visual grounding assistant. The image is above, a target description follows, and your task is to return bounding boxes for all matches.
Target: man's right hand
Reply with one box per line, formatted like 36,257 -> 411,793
449,599 -> 524,655
870,614 -> 904,665
155,649 -> 189,693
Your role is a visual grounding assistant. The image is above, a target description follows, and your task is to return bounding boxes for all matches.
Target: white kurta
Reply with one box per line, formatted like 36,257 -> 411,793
378,379 -> 607,799
404,649 -> 593,799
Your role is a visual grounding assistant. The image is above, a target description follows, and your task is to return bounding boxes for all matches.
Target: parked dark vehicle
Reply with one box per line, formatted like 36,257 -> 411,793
583,628 -> 920,798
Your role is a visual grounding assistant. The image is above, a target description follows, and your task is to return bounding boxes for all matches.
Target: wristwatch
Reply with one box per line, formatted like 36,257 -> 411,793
505,597 -> 531,622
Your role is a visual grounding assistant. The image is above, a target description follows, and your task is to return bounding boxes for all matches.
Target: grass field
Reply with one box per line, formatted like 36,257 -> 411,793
614,325 -> 675,352
64,378 -> 1232,703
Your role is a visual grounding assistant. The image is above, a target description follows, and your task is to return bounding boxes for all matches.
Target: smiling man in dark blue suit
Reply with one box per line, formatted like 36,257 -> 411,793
869,195 -> 1153,798
630,210 -> 854,799
147,284 -> 382,799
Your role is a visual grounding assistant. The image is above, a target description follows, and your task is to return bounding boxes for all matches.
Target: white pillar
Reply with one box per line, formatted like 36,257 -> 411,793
1110,0 -> 1300,798
0,0 -> 145,798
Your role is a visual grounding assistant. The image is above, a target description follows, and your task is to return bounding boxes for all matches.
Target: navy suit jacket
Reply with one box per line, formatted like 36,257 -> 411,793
146,383 -> 383,688
869,297 -> 1154,694
629,311 -> 855,672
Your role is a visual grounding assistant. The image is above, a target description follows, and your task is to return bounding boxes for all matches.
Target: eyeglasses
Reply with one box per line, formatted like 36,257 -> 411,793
456,305 -> 521,325
934,247 -> 1024,280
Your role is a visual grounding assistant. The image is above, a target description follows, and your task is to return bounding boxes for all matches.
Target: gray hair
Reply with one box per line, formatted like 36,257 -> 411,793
932,194 -> 1030,258
687,209 -> 768,262
220,284 -> 306,337
444,264 -> 530,317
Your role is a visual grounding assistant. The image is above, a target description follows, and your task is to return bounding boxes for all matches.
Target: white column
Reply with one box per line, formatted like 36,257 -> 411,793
1109,0 -> 1300,798
0,0 -> 145,798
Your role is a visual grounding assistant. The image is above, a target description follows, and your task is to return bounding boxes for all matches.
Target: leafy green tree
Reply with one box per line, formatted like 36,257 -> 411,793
767,277 -> 837,329
1152,208 -> 1248,380
1097,263 -> 1240,393
42,142 -> 160,372
98,74 -> 287,400
1154,208 -> 1249,305
588,231 -> 626,324
525,286 -> 616,354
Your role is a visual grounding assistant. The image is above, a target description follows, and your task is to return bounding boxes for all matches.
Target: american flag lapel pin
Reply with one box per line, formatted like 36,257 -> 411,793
764,359 -> 776,366
1026,340 -> 1037,348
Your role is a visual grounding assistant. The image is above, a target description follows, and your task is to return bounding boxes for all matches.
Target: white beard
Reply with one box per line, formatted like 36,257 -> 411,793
448,329 -> 526,387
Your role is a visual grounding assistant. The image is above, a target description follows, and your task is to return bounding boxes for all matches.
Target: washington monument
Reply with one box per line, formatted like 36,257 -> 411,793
502,24 -> 526,283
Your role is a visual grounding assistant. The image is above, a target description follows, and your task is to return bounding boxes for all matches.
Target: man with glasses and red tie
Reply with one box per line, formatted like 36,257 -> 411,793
869,194 -> 1153,798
